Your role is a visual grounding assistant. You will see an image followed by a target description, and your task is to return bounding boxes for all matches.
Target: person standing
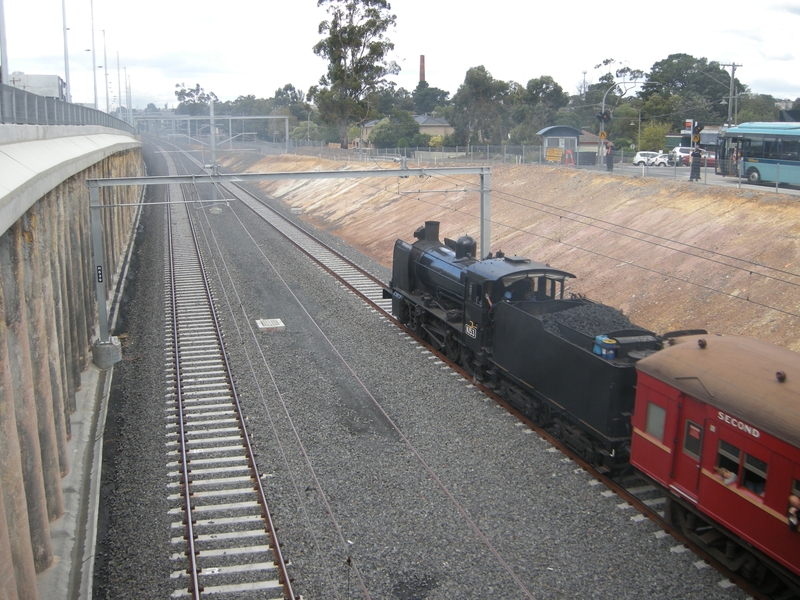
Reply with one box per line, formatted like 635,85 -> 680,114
689,146 -> 702,181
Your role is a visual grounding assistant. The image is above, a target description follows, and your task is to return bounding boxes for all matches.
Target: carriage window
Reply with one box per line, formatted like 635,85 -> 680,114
793,480 -> 800,497
717,439 -> 741,483
683,420 -> 703,460
743,454 -> 767,497
645,402 -> 666,441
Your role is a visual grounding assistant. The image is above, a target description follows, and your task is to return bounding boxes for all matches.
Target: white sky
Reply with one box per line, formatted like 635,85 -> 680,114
4,0 -> 800,112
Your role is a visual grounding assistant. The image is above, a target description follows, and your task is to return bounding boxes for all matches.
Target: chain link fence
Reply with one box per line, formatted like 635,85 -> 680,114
0,83 -> 135,134
291,141 -> 649,169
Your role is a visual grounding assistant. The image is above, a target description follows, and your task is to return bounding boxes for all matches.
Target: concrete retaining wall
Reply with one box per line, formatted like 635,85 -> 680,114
0,143 -> 142,599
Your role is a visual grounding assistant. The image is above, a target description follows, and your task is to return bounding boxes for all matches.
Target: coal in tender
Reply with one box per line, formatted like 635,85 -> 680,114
538,302 -> 648,338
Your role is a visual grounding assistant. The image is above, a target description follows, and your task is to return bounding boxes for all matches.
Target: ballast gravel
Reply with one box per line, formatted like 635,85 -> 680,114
93,142 -> 750,600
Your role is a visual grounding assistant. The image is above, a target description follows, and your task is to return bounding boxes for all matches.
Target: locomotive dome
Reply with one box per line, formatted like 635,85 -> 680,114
636,334 -> 800,447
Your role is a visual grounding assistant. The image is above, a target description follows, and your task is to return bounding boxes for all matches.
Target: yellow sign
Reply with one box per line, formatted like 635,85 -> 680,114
693,134 -> 700,143
545,147 -> 563,163
599,131 -> 607,139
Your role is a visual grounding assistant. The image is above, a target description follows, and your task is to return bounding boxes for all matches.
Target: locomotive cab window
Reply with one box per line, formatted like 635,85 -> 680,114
469,282 -> 483,305
742,454 -> 768,497
793,479 -> 800,497
645,402 -> 666,442
682,420 -> 703,460
716,439 -> 741,484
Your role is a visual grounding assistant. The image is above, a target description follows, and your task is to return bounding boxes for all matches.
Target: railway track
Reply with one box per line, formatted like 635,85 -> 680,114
161,149 -> 295,599
175,149 -> 392,314
159,140 -> 761,598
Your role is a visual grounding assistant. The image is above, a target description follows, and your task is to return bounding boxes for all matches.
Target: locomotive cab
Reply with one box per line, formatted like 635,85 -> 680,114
462,258 -> 575,354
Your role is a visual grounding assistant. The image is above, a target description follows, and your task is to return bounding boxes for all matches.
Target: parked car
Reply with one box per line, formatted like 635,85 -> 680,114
669,147 -> 693,166
648,153 -> 670,167
633,151 -> 658,166
681,150 -> 716,168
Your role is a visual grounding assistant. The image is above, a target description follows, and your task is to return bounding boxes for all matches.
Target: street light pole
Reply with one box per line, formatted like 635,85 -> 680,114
61,0 -> 71,101
89,0 -> 97,109
0,0 -> 8,86
102,30 -> 109,113
117,51 -> 121,117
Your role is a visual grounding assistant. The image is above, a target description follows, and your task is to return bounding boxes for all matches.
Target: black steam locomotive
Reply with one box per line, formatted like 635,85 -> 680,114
386,221 -> 695,472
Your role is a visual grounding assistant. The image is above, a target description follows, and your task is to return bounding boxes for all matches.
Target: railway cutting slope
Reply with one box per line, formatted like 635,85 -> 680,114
221,153 -> 800,352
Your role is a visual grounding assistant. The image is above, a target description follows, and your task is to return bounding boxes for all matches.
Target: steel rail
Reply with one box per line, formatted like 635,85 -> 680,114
227,180 -> 392,313
177,173 -> 296,600
166,146 -> 296,599
167,184 -> 203,599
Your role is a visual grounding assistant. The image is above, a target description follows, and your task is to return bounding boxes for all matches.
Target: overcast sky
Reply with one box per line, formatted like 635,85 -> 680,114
4,0 -> 800,112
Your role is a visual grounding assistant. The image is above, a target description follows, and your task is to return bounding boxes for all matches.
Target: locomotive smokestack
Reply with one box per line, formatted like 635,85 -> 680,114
424,221 -> 439,242
420,55 -> 425,82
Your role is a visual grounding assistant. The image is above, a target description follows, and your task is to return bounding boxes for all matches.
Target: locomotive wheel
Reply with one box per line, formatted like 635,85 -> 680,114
445,334 -> 461,362
533,403 -> 550,427
396,302 -> 410,325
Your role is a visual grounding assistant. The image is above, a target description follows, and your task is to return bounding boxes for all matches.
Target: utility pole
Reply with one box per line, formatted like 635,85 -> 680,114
720,62 -> 742,126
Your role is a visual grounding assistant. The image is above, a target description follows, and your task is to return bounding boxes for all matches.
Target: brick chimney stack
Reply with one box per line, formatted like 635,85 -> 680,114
420,55 -> 425,83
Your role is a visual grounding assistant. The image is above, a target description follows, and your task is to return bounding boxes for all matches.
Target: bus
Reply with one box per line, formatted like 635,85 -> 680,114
716,122 -> 800,186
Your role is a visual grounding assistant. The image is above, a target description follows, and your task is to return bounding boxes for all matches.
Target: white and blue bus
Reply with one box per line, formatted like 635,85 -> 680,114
716,122 -> 800,186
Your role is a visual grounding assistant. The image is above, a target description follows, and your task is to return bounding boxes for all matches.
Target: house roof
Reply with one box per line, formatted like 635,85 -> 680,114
579,130 -> 613,147
363,114 -> 451,128
414,114 -> 450,127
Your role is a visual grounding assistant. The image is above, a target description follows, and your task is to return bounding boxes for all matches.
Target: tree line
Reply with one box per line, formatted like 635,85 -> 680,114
171,0 -> 799,152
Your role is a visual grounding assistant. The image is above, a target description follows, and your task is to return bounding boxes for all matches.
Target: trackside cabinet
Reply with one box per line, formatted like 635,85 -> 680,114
631,335 -> 800,582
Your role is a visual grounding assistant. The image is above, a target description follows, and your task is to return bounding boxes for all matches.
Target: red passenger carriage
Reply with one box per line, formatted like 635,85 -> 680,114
630,334 -> 800,594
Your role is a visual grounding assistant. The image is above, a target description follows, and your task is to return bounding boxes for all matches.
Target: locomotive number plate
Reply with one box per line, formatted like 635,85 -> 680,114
465,323 -> 477,339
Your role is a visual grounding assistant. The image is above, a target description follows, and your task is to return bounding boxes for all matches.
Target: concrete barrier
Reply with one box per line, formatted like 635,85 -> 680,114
0,127 -> 142,597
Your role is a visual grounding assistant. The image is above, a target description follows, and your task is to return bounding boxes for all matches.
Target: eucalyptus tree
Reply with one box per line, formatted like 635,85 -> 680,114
309,0 -> 399,148
449,65 -> 510,144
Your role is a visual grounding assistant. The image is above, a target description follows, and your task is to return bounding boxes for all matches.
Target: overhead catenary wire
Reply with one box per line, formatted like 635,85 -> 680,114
343,167 -> 800,320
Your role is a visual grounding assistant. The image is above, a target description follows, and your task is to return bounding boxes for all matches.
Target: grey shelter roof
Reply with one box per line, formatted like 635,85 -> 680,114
536,126 -> 582,138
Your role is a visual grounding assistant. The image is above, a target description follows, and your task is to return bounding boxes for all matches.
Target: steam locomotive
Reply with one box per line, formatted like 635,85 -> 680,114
385,221 -> 696,472
385,221 -> 800,595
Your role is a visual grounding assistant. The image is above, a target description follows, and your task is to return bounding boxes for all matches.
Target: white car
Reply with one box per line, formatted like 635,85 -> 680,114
648,153 -> 670,167
633,151 -> 658,166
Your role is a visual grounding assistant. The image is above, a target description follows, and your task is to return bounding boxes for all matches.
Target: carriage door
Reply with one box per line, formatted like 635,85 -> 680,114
671,395 -> 706,501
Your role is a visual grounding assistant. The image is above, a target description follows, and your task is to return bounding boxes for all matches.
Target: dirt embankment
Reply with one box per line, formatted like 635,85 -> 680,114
220,153 -> 800,352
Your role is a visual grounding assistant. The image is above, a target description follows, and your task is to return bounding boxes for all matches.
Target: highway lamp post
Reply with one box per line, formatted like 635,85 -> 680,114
116,51 -> 121,118
0,0 -> 8,85
89,0 -> 97,109
61,0 -> 71,101
101,30 -> 109,113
